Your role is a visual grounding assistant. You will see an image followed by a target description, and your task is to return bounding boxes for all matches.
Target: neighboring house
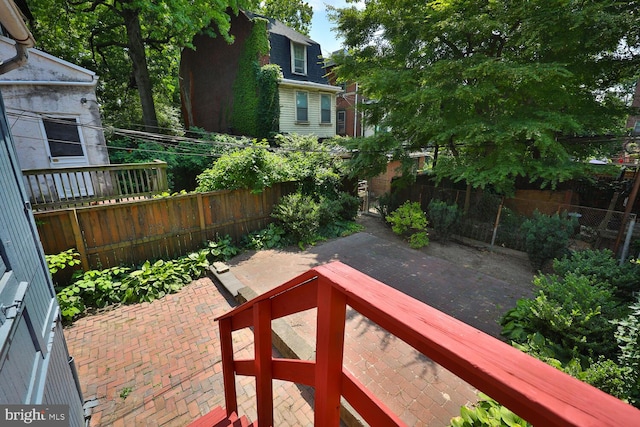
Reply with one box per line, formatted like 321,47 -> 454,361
325,56 -> 375,138
0,36 -> 108,170
0,3 -> 85,425
0,36 -> 109,199
180,10 -> 341,138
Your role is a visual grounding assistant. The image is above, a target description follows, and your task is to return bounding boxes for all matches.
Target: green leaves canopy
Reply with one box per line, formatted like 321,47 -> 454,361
331,0 -> 640,194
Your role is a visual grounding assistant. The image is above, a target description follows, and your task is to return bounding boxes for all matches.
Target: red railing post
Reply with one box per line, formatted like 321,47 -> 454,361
314,278 -> 347,426
219,317 -> 237,417
254,300 -> 274,427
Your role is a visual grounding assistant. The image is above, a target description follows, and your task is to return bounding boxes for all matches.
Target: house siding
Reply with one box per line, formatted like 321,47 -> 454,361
0,92 -> 84,425
279,86 -> 336,138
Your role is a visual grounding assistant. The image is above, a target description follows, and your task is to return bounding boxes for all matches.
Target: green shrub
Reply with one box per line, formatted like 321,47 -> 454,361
386,201 -> 429,249
449,392 -> 530,427
272,192 -> 320,247
521,210 -> 577,270
501,273 -> 623,361
196,144 -> 290,193
554,249 -> 640,302
427,200 -> 461,241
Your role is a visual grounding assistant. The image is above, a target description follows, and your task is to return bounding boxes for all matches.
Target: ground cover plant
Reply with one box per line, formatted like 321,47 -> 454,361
51,235 -> 240,323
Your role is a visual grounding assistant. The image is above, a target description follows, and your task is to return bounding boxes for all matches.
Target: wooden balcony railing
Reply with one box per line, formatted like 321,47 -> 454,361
22,160 -> 168,211
216,261 -> 640,427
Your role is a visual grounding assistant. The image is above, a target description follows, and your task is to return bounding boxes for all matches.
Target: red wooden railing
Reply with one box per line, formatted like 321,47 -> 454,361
216,261 -> 640,426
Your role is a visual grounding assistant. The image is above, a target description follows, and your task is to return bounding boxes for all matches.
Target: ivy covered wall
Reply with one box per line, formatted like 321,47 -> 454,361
231,18 -> 281,138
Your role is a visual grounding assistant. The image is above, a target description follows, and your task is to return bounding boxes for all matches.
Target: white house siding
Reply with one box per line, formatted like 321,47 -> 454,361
278,84 -> 338,139
0,36 -> 108,171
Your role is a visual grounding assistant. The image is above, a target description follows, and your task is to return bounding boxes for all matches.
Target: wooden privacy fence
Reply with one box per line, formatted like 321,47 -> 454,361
34,182 -> 296,271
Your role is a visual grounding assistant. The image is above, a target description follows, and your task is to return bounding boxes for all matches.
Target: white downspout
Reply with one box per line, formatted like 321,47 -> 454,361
0,0 -> 36,75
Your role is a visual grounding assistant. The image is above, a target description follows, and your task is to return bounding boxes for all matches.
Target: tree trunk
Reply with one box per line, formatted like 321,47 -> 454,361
122,8 -> 158,132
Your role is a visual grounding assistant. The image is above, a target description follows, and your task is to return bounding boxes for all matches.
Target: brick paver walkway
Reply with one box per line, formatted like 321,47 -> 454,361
65,221 -> 532,426
65,278 -> 314,426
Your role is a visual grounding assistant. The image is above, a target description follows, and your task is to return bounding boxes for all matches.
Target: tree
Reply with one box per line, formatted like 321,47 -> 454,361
330,0 -> 640,194
30,0 -> 254,132
258,0 -> 313,36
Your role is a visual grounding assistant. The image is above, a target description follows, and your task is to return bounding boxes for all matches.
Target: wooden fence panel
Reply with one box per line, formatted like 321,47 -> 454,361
34,182 -> 297,272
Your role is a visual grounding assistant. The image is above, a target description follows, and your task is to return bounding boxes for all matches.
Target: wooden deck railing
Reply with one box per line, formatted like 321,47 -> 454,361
216,261 -> 640,426
22,160 -> 168,211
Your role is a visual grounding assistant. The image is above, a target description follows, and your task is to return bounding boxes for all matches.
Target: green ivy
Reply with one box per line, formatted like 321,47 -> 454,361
231,17 -> 281,138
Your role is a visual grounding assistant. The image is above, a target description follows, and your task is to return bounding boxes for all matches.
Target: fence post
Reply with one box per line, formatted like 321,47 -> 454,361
620,215 -> 636,265
196,193 -> 206,235
490,197 -> 505,248
68,208 -> 89,271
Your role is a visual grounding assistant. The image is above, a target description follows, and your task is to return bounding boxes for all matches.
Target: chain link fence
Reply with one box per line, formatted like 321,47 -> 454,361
383,184 -> 638,258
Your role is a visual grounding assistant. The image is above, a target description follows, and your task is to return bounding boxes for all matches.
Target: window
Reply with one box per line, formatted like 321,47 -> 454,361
43,118 -> 84,158
291,42 -> 307,75
321,94 -> 332,124
296,91 -> 308,122
337,110 -> 346,135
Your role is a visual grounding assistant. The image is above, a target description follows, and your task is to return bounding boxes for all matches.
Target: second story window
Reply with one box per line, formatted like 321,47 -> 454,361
291,42 -> 307,75
321,94 -> 332,124
296,91 -> 308,122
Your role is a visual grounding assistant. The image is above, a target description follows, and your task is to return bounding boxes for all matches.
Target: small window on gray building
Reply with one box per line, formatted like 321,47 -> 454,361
43,118 -> 84,157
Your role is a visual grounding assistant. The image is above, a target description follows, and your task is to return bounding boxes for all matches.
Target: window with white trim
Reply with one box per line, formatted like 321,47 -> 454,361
296,91 -> 308,122
291,42 -> 307,75
320,94 -> 332,124
43,118 -> 85,158
337,110 -> 346,134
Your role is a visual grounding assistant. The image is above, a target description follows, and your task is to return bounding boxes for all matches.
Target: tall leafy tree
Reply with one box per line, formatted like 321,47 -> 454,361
258,0 -> 313,35
331,0 -> 640,194
29,0 -> 254,132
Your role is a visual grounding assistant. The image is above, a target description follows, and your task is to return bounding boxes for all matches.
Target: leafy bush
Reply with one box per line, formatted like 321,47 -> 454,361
242,223 -> 289,250
196,144 -> 291,193
427,200 -> 461,241
521,210 -> 577,270
275,134 -> 346,198
317,192 -> 360,226
386,201 -> 429,249
553,249 -> 640,302
501,273 -> 623,361
272,192 -> 320,247
449,393 -> 530,427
